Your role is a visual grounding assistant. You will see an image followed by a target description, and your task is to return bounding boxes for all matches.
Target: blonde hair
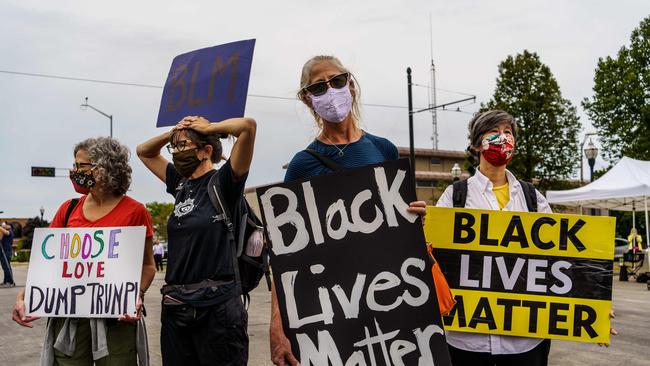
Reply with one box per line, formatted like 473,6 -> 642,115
297,55 -> 361,129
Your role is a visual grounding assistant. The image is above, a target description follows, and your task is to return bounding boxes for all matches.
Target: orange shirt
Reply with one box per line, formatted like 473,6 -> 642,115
50,195 -> 153,238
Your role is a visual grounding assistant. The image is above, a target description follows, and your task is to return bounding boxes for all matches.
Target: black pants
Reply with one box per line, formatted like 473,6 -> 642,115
154,254 -> 164,271
161,295 -> 248,366
449,339 -> 551,366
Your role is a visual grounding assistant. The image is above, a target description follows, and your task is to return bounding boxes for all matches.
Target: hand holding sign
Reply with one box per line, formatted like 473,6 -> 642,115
24,226 -> 146,318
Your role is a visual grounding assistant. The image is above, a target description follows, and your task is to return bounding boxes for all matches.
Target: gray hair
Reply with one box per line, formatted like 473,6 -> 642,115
74,137 -> 132,195
297,55 -> 361,129
468,110 -> 518,153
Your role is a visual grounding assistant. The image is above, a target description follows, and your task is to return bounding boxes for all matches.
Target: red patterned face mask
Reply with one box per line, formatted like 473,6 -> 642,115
481,133 -> 515,166
69,170 -> 95,194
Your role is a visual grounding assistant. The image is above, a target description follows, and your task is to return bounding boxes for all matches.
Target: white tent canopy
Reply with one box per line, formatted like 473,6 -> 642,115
546,157 -> 650,211
547,156 -> 650,272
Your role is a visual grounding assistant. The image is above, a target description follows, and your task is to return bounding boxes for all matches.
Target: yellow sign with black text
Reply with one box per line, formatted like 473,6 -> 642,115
424,207 -> 615,343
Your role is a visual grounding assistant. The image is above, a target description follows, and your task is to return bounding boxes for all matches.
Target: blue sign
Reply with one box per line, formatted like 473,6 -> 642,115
156,39 -> 256,127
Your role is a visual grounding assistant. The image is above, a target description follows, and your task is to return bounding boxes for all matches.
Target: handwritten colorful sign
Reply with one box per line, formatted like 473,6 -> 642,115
25,227 -> 146,318
156,39 -> 256,127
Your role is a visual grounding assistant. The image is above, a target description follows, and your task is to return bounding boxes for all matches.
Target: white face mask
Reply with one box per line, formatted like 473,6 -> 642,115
309,84 -> 353,123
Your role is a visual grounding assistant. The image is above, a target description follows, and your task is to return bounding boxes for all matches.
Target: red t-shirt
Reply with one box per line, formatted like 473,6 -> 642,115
51,195 -> 154,238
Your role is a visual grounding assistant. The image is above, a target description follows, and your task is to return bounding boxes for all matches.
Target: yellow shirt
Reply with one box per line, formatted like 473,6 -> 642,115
492,183 -> 510,210
628,234 -> 643,250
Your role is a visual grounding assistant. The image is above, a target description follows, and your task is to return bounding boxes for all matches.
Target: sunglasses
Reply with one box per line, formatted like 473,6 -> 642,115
303,73 -> 350,97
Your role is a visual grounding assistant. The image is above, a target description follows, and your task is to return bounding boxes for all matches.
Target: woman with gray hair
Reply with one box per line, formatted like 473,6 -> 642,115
270,55 -> 428,366
12,137 -> 156,366
436,110 -> 554,365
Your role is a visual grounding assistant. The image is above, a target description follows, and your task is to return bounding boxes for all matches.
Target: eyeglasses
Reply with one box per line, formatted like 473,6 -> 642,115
166,139 -> 198,154
303,73 -> 350,96
73,162 -> 95,171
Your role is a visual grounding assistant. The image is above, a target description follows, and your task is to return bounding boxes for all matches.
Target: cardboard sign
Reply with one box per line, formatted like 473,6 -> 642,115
424,207 -> 615,343
257,159 -> 452,366
156,39 -> 256,127
25,227 -> 146,318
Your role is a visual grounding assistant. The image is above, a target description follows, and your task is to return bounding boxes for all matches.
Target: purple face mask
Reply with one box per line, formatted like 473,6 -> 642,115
309,84 -> 353,123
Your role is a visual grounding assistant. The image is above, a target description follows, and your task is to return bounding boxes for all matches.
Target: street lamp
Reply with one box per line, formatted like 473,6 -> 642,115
584,138 -> 599,182
81,97 -> 113,137
40,206 -> 44,222
451,163 -> 462,182
579,132 -> 597,184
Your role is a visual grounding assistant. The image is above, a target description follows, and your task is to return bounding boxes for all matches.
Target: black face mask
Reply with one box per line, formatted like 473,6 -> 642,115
172,149 -> 205,178
69,170 -> 96,194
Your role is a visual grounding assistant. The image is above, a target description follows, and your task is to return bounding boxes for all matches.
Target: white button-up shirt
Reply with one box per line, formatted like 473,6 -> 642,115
436,168 -> 552,354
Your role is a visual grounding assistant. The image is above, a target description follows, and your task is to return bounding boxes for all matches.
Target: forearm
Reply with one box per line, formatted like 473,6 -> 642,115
271,281 -> 284,330
206,117 -> 256,138
137,131 -> 171,158
140,264 -> 156,294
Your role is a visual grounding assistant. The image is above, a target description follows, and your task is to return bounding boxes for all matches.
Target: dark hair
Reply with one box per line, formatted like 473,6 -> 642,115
169,129 -> 223,163
467,110 -> 518,162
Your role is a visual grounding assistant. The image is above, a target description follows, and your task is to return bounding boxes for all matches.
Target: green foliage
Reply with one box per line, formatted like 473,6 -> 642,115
13,249 -> 31,262
583,16 -> 650,162
21,217 -> 50,250
484,50 -> 581,191
146,201 -> 174,241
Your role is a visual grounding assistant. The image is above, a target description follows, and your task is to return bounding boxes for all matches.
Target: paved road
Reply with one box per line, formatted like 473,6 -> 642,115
1,264 -> 648,366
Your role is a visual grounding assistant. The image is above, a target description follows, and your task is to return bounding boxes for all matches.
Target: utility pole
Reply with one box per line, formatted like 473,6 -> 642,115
429,14 -> 439,149
407,67 -> 475,185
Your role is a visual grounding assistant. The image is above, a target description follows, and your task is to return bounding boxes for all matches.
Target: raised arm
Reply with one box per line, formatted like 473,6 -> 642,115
136,129 -> 173,182
177,116 -> 257,179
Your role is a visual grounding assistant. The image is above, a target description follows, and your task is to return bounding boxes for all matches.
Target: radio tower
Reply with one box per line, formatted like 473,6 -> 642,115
429,15 -> 439,149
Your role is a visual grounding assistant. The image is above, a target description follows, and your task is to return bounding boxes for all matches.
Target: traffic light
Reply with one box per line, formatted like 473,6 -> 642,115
31,166 -> 56,177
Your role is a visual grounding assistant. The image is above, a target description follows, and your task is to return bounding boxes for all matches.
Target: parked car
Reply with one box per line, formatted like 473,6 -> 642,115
614,237 -> 628,261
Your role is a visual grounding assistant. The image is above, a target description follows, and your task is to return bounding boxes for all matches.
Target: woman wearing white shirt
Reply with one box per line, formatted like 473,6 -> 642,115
437,110 -> 553,365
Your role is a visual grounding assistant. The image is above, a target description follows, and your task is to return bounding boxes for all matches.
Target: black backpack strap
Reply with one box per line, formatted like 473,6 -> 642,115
206,172 -> 243,294
452,179 -> 468,208
64,199 -> 80,227
519,180 -> 538,212
304,149 -> 345,172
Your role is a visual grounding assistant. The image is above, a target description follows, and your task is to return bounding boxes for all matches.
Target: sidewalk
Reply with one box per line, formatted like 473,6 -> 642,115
1,264 -> 648,365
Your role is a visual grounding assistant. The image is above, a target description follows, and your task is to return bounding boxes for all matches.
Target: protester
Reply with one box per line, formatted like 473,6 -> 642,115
12,137 -> 156,365
269,55 -> 427,366
137,115 -> 256,365
152,240 -> 165,271
627,227 -> 644,251
0,222 -> 14,287
436,110 -> 554,365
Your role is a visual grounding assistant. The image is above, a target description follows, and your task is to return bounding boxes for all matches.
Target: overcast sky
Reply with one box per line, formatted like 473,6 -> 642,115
1,0 -> 648,219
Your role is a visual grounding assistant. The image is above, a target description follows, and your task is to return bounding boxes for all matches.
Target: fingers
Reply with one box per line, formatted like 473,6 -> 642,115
610,327 -> 618,335
12,305 -> 39,328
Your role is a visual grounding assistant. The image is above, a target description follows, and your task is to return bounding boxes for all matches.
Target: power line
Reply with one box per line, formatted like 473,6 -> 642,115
0,69 -> 431,109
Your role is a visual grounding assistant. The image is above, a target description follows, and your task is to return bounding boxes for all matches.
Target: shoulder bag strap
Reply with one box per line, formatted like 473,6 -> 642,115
64,199 -> 80,227
452,179 -> 468,208
304,149 -> 345,172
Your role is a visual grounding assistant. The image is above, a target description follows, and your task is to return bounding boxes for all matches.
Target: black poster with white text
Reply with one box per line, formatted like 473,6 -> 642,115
256,159 -> 451,366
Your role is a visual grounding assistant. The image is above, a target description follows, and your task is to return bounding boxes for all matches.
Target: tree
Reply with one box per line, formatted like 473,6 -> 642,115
583,16 -> 650,162
21,217 -> 50,250
146,202 -> 174,241
484,50 -> 581,191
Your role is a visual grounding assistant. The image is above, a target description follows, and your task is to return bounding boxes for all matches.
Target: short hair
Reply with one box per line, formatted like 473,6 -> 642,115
297,55 -> 361,129
467,110 -> 518,159
75,137 -> 132,195
169,129 -> 223,163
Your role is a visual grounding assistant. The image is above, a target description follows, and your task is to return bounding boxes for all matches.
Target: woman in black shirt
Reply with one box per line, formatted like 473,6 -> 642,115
137,116 -> 256,366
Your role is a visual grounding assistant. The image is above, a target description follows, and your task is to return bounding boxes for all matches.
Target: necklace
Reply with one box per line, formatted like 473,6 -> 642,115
321,134 -> 351,156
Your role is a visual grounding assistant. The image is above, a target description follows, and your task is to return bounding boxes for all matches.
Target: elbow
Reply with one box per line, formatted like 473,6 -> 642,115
135,144 -> 146,159
244,117 -> 257,135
